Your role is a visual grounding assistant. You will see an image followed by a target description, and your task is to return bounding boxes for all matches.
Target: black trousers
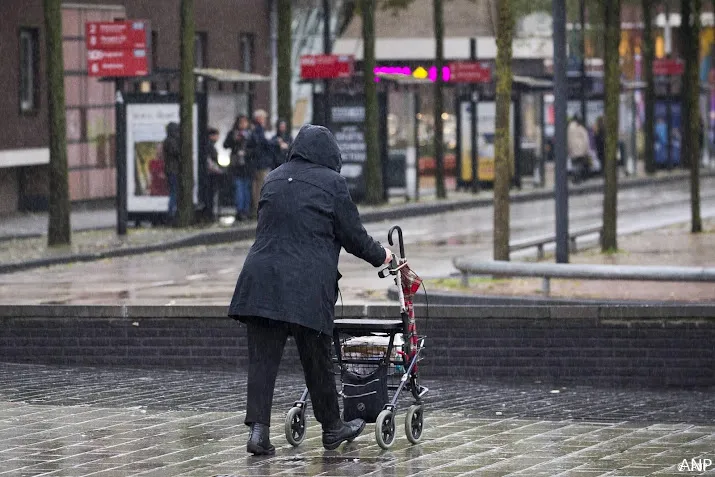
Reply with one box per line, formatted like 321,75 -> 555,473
244,317 -> 340,428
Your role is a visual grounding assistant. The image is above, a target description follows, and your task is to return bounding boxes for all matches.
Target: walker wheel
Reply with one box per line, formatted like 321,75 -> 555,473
375,409 -> 396,449
285,406 -> 307,447
405,404 -> 424,444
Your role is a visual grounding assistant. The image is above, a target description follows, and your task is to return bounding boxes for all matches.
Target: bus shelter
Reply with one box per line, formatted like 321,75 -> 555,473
112,68 -> 270,228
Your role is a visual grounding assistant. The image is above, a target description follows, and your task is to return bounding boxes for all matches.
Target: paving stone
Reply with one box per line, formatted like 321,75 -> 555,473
0,363 -> 712,476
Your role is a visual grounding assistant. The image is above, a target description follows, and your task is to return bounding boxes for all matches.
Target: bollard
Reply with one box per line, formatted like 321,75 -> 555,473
542,277 -> 551,296
461,272 -> 469,288
537,244 -> 544,260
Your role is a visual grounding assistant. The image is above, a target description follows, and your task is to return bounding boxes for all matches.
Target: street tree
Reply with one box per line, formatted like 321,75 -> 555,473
601,0 -> 620,252
491,0 -> 515,260
177,0 -> 195,227
642,0 -> 656,174
433,0 -> 447,199
361,0 -> 385,204
277,0 -> 292,132
683,0 -> 703,232
44,0 -> 71,246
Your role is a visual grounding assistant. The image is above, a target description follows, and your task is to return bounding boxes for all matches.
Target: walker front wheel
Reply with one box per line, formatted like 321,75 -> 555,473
375,409 -> 396,449
405,404 -> 424,444
285,406 -> 307,447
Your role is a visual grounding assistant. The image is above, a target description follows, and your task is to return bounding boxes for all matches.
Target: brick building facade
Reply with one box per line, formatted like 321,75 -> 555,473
0,0 -> 271,214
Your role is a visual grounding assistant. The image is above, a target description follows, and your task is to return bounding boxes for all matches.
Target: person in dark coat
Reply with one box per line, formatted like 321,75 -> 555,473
223,115 -> 253,221
201,127 -> 223,222
245,109 -> 275,219
228,124 -> 392,455
271,118 -> 292,167
162,122 -> 181,222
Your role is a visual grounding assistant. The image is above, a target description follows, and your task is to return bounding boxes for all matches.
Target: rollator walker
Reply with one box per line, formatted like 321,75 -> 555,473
284,225 -> 428,449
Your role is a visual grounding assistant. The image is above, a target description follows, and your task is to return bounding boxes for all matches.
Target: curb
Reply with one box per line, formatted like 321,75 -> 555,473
385,287 -> 708,306
0,170 -> 709,275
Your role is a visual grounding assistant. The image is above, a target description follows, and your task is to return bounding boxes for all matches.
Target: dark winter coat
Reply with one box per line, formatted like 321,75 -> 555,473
228,124 -> 386,335
162,122 -> 180,176
223,129 -> 252,178
246,123 -> 276,171
271,131 -> 293,166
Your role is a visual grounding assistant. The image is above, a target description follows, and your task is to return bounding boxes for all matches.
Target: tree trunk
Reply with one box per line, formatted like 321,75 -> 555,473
178,0 -> 195,227
44,0 -> 71,246
433,0 -> 447,199
642,0 -> 656,174
277,0 -> 292,131
601,0 -> 620,252
362,0 -> 384,204
681,0 -> 692,170
493,0 -> 513,261
689,0 -> 703,232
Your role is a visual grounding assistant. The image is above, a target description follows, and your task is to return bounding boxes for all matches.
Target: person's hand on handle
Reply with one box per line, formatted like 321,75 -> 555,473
383,247 -> 393,265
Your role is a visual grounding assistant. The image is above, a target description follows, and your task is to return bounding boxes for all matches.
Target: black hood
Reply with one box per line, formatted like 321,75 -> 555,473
287,124 -> 342,172
166,122 -> 179,138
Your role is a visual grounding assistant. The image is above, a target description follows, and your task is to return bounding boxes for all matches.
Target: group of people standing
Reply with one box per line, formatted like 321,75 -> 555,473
220,110 -> 293,221
164,109 -> 292,224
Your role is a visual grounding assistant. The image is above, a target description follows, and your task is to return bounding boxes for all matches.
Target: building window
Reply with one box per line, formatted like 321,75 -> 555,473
151,30 -> 159,69
239,33 -> 254,72
195,32 -> 207,68
19,28 -> 39,113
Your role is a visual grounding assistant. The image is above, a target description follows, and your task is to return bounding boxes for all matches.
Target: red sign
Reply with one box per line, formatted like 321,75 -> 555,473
300,55 -> 354,80
86,20 -> 150,77
86,21 -> 148,50
87,49 -> 149,77
653,58 -> 684,76
448,62 -> 492,83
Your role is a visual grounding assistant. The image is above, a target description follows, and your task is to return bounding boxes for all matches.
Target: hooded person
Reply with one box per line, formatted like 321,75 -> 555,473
162,122 -> 181,221
228,124 -> 392,455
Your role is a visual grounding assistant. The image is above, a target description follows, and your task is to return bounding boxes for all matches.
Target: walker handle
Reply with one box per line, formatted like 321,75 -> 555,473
388,226 -> 405,259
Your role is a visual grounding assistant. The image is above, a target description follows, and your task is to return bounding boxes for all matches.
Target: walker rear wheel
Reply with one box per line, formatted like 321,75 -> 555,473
405,404 -> 424,444
285,406 -> 307,447
375,409 -> 396,449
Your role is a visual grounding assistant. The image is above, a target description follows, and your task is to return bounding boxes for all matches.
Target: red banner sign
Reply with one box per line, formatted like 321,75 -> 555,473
300,55 -> 354,80
448,62 -> 492,83
86,21 -> 148,50
653,58 -> 684,76
87,49 -> 149,77
86,20 -> 150,77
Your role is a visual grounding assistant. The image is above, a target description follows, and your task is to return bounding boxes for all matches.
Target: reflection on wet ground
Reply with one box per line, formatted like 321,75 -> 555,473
0,363 -> 713,476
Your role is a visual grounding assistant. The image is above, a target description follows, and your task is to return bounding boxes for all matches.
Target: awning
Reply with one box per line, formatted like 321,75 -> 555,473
374,72 -> 434,85
193,68 -> 270,83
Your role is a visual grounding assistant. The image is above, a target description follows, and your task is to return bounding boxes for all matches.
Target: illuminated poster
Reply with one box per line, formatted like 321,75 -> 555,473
459,101 -> 514,183
126,103 -> 198,213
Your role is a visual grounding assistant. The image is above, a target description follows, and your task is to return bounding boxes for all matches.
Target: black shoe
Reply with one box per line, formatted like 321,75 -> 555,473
246,423 -> 275,456
322,418 -> 366,450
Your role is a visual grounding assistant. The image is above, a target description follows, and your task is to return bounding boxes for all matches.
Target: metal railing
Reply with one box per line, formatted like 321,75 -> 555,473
453,259 -> 715,296
509,225 -> 602,259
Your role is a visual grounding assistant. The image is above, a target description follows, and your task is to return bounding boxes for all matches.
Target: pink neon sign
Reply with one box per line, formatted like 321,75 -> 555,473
374,65 -> 451,82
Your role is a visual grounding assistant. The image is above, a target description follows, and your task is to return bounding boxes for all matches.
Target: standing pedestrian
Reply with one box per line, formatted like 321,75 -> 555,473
271,118 -> 292,167
162,122 -> 181,224
229,124 -> 393,455
246,109 -> 275,219
202,127 -> 223,222
223,115 -> 253,222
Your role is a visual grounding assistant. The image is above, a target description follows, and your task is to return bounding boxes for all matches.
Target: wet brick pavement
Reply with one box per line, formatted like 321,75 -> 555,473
0,363 -> 713,476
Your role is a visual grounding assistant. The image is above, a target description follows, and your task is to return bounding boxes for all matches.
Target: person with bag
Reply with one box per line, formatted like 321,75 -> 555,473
223,115 -> 253,222
228,124 -> 393,455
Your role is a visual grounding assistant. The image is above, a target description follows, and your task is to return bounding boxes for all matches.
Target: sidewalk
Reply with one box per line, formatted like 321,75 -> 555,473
0,362 -> 712,476
0,165 -> 709,275
425,217 -> 715,304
